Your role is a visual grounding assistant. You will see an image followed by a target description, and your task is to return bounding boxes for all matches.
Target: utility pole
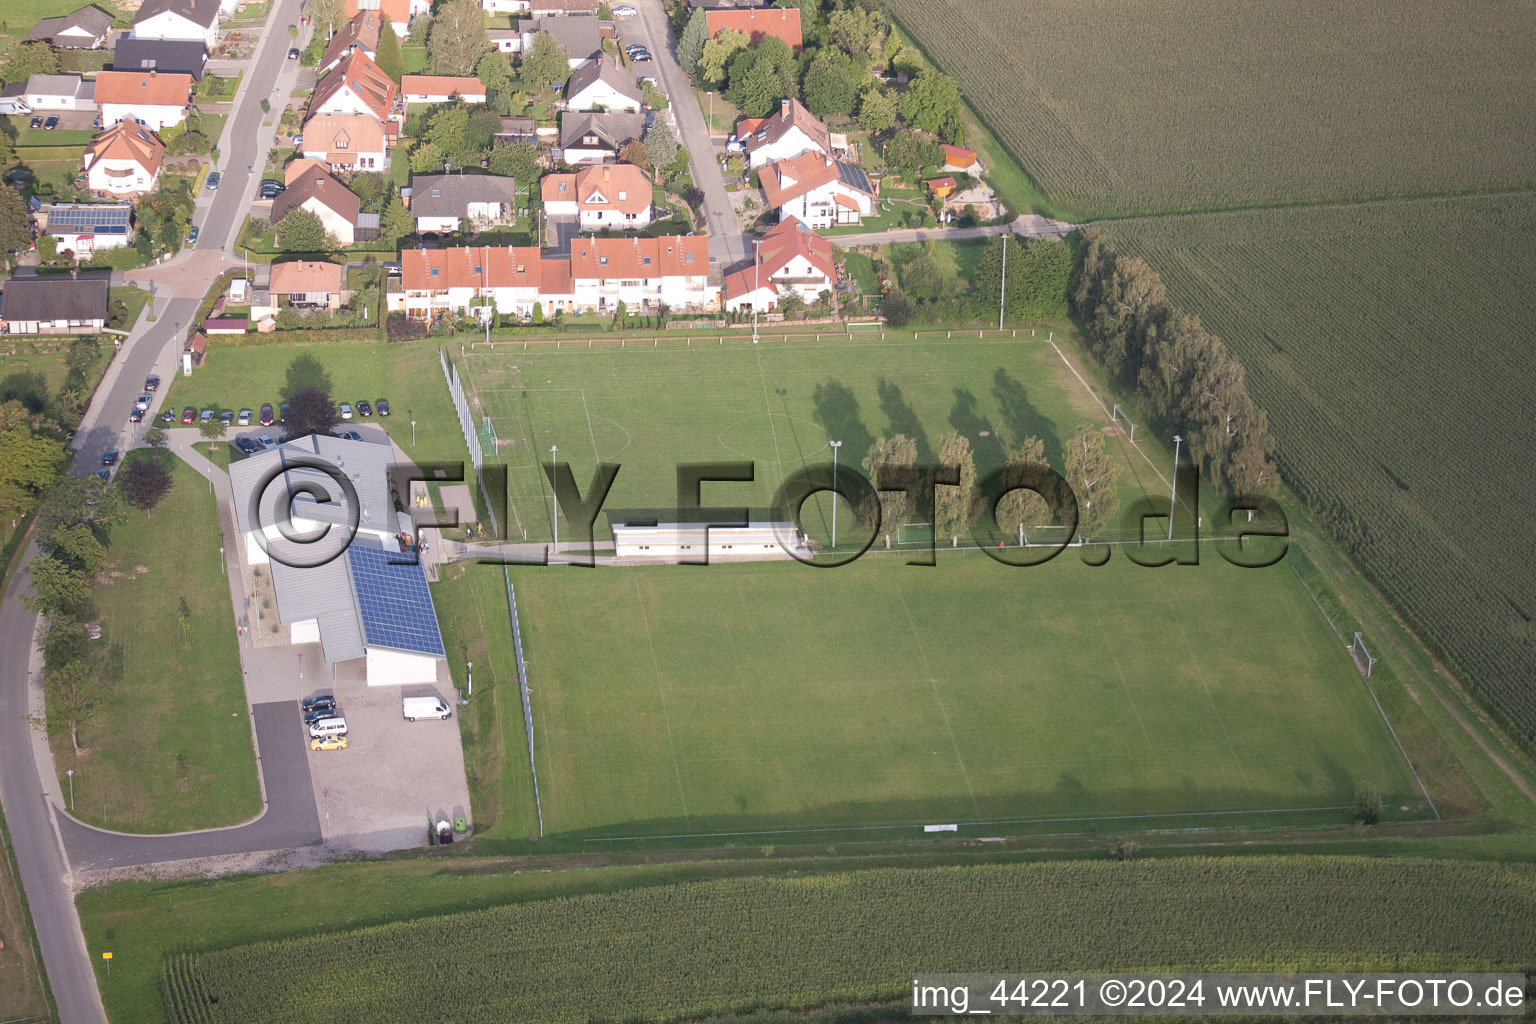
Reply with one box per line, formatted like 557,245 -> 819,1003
1168,434 -> 1182,541
997,233 -> 1007,330
751,239 -> 761,343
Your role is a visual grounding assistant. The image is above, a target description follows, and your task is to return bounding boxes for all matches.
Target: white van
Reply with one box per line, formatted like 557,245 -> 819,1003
403,696 -> 452,722
308,716 -> 347,738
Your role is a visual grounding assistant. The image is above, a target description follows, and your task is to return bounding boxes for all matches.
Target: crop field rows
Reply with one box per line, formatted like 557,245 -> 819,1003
1101,193 -> 1536,740
885,0 -> 1536,216
159,857 -> 1536,1023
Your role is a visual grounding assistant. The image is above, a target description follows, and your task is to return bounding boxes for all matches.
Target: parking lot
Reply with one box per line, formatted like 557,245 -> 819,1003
304,683 -> 472,854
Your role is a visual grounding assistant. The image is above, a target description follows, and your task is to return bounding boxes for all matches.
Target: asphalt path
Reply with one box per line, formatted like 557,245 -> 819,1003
55,703 -> 322,872
627,0 -> 749,270
0,2 -> 310,1020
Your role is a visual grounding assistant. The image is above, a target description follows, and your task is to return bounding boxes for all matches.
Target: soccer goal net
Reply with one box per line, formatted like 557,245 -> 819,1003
846,322 -> 885,335
1350,632 -> 1378,678
1111,403 -> 1137,442
896,522 -> 934,546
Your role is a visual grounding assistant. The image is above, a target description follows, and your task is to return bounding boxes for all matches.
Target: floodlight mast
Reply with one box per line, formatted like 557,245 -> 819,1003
1168,434 -> 1183,541
829,440 -> 842,547
550,444 -> 559,556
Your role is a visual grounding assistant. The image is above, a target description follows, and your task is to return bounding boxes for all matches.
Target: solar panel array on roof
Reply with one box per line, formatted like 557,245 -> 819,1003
345,542 -> 446,656
835,161 -> 872,194
45,205 -> 132,233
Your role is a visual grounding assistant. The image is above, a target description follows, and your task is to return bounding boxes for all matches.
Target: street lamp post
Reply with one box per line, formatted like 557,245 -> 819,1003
751,239 -> 761,343
828,440 -> 842,547
66,769 -> 74,811
218,545 -> 224,574
466,660 -> 473,700
411,418 -> 417,446
550,444 -> 559,556
1168,434 -> 1182,542
297,652 -> 303,681
706,91 -> 714,132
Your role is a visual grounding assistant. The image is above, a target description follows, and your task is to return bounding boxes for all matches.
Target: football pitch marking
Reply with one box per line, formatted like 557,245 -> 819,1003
1086,593 -> 1154,750
895,579 -> 981,814
633,576 -> 691,819
1168,605 -> 1258,800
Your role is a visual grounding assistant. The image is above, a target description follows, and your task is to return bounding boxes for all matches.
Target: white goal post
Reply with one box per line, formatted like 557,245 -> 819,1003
1350,631 -> 1378,678
1112,403 -> 1137,442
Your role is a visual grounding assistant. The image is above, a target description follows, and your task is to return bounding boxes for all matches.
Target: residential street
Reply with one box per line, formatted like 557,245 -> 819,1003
0,4 -> 309,1022
628,0 -> 748,270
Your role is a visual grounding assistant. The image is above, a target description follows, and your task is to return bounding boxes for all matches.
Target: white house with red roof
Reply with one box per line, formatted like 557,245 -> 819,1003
744,98 -> 833,169
759,151 -> 876,229
308,51 -> 397,122
400,75 -> 487,106
95,70 -> 193,130
540,163 -> 653,231
724,216 -> 835,312
81,120 -> 165,197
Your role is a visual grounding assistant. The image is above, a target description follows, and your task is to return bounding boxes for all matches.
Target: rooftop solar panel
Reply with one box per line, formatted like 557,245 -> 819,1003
44,205 -> 132,229
345,542 -> 446,657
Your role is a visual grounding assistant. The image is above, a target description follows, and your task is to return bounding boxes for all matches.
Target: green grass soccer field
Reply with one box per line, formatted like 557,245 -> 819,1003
457,335 -> 1427,839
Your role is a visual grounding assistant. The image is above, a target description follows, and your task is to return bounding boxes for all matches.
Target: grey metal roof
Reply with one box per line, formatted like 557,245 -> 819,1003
409,173 -> 518,219
0,274 -> 108,322
520,17 -> 602,61
558,109 -> 644,150
133,0 -> 221,29
111,38 -> 209,80
565,56 -> 641,106
229,435 -> 408,665
25,74 -> 91,99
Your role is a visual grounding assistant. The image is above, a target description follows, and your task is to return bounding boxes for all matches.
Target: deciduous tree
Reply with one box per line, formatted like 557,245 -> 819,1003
381,194 -> 416,244
45,656 -> 106,753
828,7 -> 887,61
519,32 -> 571,90
861,433 -> 917,531
40,523 -> 105,575
1064,424 -> 1119,540
488,140 -> 541,183
642,123 -> 678,172
2,42 -> 58,85
119,457 -> 173,514
428,0 -> 491,75
676,8 -> 709,81
0,188 -> 34,259
700,29 -> 747,85
276,208 -> 327,251
286,386 -> 337,438
898,68 -> 962,139
801,52 -> 856,117
994,437 -> 1051,543
0,425 -> 66,520
934,431 -> 976,545
23,555 -> 89,614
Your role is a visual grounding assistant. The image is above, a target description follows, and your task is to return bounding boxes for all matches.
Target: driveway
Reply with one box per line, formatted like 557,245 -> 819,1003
54,703 -> 323,872
628,0 -> 747,270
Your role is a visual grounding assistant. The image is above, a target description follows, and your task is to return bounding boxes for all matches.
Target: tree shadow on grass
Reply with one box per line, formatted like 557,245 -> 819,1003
948,387 -> 1005,477
876,377 -> 931,462
992,367 -> 1063,468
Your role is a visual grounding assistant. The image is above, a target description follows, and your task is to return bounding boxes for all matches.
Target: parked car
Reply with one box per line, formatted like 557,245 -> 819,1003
181,407 -> 196,423
129,407 -> 144,423
376,399 -> 390,416
206,171 -> 220,191
612,4 -> 637,14
199,409 -> 215,423
135,393 -> 152,410
238,408 -> 252,425
28,117 -> 41,129
280,402 -> 289,423
336,429 -> 363,441
293,134 -> 303,149
726,136 -> 746,154
101,450 -> 119,466
95,468 -> 110,481
631,51 -> 652,62
301,693 -> 336,712
186,225 -> 198,245
219,410 -> 234,425
380,261 -> 402,276
145,374 -> 161,391
43,116 -> 58,130
310,734 -> 348,751
624,44 -> 646,55
260,404 -> 274,425
259,182 -> 284,199
235,436 -> 259,454
257,434 -> 277,450
287,46 -> 300,59
303,705 -> 341,725
357,400 -> 372,417
338,403 -> 353,420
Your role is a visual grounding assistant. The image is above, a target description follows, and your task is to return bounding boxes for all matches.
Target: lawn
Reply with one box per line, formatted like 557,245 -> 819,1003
108,284 -> 149,333
161,338 -> 470,467
884,0 -> 1536,217
9,124 -> 95,147
452,334 -> 1424,842
840,250 -> 880,293
401,45 -> 429,73
50,451 -> 260,832
0,812 -> 49,1024
0,333 -> 107,394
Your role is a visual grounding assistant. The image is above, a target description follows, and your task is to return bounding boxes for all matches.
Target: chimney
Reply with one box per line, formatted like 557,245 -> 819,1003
780,97 -> 790,118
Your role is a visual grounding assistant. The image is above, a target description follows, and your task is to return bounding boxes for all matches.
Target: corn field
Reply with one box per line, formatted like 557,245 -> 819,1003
162,857 -> 1536,1022
1102,193 -> 1536,742
884,0 -> 1536,216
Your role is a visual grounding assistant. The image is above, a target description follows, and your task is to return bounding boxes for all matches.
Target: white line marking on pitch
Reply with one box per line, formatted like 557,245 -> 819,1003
895,579 -> 981,814
633,577 -> 691,819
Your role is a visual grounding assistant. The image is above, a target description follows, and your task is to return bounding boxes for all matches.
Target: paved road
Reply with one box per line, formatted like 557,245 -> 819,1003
827,214 -> 1078,248
0,3 -> 310,1021
0,544 -> 107,1024
56,703 -> 322,871
628,0 -> 748,270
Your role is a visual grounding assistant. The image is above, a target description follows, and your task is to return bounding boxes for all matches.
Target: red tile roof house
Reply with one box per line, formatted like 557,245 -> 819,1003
268,261 -> 348,310
705,8 -> 802,50
724,216 -> 835,313
95,70 -> 194,131
760,151 -> 877,229
400,75 -> 487,107
309,51 -> 397,122
319,11 -> 383,76
540,163 -> 653,231
343,0 -> 430,37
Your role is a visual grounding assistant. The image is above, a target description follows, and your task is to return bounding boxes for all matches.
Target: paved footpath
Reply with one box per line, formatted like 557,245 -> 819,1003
826,213 -> 1078,248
